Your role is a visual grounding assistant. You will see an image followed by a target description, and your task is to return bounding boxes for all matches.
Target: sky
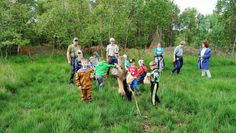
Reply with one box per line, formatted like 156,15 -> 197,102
173,0 -> 218,15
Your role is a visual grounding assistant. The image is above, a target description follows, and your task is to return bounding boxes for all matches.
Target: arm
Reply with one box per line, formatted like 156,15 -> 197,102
67,46 -> 71,64
202,49 -> 211,59
106,46 -> 109,61
173,47 -> 177,61
76,72 -> 81,87
116,45 -> 119,57
154,48 -> 157,56
162,48 -> 164,56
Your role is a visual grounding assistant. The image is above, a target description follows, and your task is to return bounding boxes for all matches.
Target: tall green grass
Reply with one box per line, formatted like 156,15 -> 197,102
0,53 -> 235,132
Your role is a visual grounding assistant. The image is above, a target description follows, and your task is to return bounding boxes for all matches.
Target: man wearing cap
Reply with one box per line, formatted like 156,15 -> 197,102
171,41 -> 186,74
67,37 -> 81,84
106,38 -> 119,75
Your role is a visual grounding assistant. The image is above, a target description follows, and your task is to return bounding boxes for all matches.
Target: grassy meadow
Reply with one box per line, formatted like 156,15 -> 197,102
0,51 -> 236,132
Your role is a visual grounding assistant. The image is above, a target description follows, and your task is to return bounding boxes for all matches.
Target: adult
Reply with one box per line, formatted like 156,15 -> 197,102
106,38 -> 119,75
171,41 -> 186,74
198,40 -> 212,78
154,43 -> 165,72
67,37 -> 81,84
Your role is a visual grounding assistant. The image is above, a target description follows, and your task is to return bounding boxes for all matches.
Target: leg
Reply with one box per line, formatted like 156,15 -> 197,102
81,89 -> 87,101
150,82 -> 155,105
133,80 -> 140,94
172,60 -> 179,74
137,73 -> 146,84
201,70 -> 206,77
69,58 -> 76,83
123,79 -> 132,101
86,89 -> 92,100
206,70 -> 212,78
177,59 -> 183,74
155,83 -> 160,103
106,56 -> 112,76
96,76 -> 104,89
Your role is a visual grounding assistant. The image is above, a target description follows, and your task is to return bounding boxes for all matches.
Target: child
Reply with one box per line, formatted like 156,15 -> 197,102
149,61 -> 161,105
137,59 -> 148,84
88,57 -> 95,68
75,50 -> 83,72
94,58 -> 114,89
123,54 -> 130,70
76,59 -> 94,101
127,59 -> 140,95
92,51 -> 99,67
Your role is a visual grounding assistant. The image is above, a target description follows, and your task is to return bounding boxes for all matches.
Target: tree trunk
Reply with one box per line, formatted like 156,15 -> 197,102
232,37 -> 236,55
0,48 -> 2,58
5,47 -> 8,60
17,45 -> 20,55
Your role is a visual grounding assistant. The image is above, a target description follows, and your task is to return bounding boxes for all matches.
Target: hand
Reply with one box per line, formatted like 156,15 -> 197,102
68,60 -> 71,64
173,58 -> 175,62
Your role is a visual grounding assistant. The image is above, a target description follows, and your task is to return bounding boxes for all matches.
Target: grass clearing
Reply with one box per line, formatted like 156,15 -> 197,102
0,53 -> 236,132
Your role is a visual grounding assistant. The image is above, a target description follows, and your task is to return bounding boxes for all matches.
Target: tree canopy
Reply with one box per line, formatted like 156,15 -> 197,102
0,0 -> 235,57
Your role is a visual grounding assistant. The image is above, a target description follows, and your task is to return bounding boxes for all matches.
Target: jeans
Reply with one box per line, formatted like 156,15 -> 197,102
172,57 -> 183,74
130,79 -> 140,93
137,72 -> 147,84
96,76 -> 104,89
69,58 -> 77,83
107,56 -> 118,75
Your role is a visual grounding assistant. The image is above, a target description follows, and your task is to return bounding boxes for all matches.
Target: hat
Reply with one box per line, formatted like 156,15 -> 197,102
180,41 -> 186,45
110,38 -> 115,42
73,37 -> 79,41
89,56 -> 94,60
129,58 -> 135,63
138,59 -> 144,65
123,54 -> 127,58
93,51 -> 99,57
77,50 -> 82,54
149,61 -> 157,70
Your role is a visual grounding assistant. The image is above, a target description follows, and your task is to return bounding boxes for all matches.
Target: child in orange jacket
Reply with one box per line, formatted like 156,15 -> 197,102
76,59 -> 94,101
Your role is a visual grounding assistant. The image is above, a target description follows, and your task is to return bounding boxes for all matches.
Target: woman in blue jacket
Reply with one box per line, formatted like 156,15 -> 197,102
198,40 -> 212,78
154,43 -> 165,72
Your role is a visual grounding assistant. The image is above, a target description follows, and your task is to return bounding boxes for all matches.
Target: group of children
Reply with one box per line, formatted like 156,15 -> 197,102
74,51 -> 161,105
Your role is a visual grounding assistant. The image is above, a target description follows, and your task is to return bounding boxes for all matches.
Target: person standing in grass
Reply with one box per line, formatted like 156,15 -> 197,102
92,51 -> 99,67
67,37 -> 81,84
106,38 -> 119,76
127,59 -> 140,95
94,58 -> 115,89
123,54 -> 130,70
149,61 -> 161,105
154,43 -> 165,72
198,40 -> 212,78
171,41 -> 186,74
76,59 -> 94,101
75,50 -> 83,72
137,59 -> 148,84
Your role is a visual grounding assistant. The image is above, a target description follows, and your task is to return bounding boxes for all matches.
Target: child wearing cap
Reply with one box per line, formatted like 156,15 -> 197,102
149,61 -> 161,105
137,59 -> 148,84
76,59 -> 94,101
127,59 -> 140,95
